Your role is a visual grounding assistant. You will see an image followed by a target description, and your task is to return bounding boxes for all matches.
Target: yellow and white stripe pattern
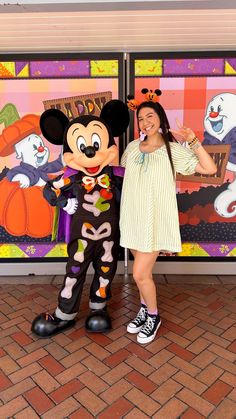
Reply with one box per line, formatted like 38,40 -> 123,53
120,140 -> 199,253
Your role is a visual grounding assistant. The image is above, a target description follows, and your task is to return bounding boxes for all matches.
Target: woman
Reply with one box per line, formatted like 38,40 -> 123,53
120,100 -> 217,344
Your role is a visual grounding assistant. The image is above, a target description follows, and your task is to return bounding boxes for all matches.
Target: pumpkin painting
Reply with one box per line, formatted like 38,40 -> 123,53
0,104 -> 59,238
0,178 -> 54,237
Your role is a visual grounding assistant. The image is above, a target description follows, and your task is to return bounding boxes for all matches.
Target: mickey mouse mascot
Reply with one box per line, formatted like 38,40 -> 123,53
31,99 -> 129,337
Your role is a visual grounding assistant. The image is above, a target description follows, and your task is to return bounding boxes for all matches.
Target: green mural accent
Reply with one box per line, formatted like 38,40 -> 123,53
91,60 -> 118,77
45,244 -> 68,257
135,60 -> 162,76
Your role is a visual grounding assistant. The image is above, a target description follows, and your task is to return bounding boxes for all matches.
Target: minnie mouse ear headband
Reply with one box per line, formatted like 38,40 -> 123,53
127,88 -> 162,111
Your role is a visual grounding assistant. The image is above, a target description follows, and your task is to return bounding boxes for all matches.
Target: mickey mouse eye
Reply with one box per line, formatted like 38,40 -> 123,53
77,136 -> 86,153
92,133 -> 101,151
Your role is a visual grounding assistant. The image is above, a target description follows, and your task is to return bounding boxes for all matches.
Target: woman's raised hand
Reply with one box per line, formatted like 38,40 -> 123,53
169,118 -> 196,143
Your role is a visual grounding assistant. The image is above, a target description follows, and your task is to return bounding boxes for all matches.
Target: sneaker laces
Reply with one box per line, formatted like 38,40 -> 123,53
140,316 -> 155,335
133,306 -> 147,325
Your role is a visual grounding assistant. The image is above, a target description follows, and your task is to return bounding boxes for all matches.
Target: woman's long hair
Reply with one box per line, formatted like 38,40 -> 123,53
137,101 -> 176,177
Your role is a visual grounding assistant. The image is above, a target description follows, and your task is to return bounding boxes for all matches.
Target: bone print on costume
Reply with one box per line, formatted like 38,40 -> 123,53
74,239 -> 88,263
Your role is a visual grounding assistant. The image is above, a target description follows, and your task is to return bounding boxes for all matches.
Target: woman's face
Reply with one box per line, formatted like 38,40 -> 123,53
137,107 -> 161,137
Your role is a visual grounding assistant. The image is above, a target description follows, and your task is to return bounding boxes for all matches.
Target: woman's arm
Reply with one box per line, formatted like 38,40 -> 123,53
191,144 -> 217,175
169,119 -> 217,176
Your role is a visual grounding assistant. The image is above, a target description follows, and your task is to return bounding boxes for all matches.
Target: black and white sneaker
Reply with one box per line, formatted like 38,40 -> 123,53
127,305 -> 148,334
137,314 -> 161,344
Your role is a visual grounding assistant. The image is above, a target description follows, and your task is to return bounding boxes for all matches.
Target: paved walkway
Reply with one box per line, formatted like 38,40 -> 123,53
0,274 -> 235,418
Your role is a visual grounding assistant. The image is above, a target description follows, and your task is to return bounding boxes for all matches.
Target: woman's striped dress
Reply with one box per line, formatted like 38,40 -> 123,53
119,140 -> 199,253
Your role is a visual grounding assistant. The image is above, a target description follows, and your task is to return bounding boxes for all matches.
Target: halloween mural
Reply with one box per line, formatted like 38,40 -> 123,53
0,103 -> 63,239
176,92 -> 236,244
134,56 -> 236,257
0,56 -> 120,260
1,56 -> 236,260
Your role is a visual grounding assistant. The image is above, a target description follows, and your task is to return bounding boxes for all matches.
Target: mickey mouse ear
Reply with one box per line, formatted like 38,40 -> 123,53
100,99 -> 130,137
40,109 -> 69,145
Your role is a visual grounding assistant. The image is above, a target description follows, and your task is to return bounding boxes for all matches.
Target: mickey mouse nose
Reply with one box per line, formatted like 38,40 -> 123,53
84,146 -> 96,158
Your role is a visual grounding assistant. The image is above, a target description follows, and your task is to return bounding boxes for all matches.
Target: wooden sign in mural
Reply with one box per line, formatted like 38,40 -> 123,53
43,91 -> 112,120
176,144 -> 231,185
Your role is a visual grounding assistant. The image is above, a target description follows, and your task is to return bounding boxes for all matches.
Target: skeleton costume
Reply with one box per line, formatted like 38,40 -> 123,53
44,165 -> 124,320
31,100 -> 129,337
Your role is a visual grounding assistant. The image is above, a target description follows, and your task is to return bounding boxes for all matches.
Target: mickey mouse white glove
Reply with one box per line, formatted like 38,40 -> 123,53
63,198 -> 78,215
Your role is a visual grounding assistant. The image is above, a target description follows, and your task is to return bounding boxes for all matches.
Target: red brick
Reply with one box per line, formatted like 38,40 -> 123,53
126,371 -> 157,394
173,371 -> 207,395
214,357 -> 236,376
126,355 -> 155,376
75,387 -> 107,416
105,348 -> 131,367
98,397 -> 133,419
125,387 -> 161,417
173,293 -> 189,302
167,343 -> 195,362
200,287 -> 216,296
208,343 -> 236,362
164,320 -> 187,335
100,378 -> 132,404
147,336 -> 171,354
0,396 -> 27,418
32,369 -> 60,393
70,406 -> 94,419
82,354 -> 110,375
51,379 -> 83,405
163,331 -> 190,348
11,331 -> 33,346
79,371 -> 108,394
88,333 -> 112,346
126,342 -> 152,360
0,371 -> 12,391
0,348 -> 6,357
152,398 -> 187,419
187,337 -> 210,355
24,387 -> 55,415
208,300 -> 224,311
208,398 -> 236,418
203,331 -> 230,348
152,378 -> 182,404
124,407 -> 151,418
0,355 -> 19,375
181,407 -> 205,419
102,362 -> 132,385
9,362 -> 42,384
1,377 -> 35,403
44,341 -> 69,360
4,342 -> 26,360
202,380 -> 233,405
42,397 -> 79,419
105,336 -> 131,353
191,350 -> 217,368
220,371 -> 236,388
39,354 -> 65,375
197,364 -> 224,386
228,339 -> 236,353
14,406 -> 40,418
149,363 -> 178,385
177,388 -> 214,416
67,327 -> 86,340
56,362 -> 87,385
18,348 -> 48,367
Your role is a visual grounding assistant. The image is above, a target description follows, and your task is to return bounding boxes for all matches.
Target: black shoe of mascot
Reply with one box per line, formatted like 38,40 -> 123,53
31,313 -> 75,338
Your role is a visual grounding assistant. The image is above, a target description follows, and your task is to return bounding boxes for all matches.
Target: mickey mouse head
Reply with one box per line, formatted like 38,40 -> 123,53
40,100 -> 130,176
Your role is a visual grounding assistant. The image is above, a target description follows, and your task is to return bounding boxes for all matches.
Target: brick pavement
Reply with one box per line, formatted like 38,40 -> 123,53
0,274 -> 235,418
